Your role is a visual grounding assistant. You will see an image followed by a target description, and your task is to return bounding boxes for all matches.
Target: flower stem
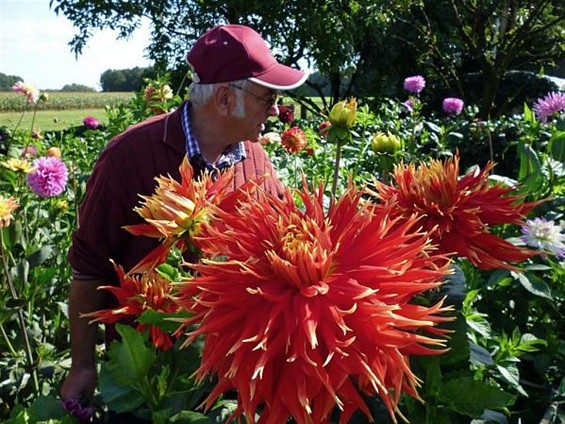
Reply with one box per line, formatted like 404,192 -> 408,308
0,230 -> 40,395
13,109 -> 26,135
331,141 -> 342,199
0,323 -> 18,356
22,102 -> 40,155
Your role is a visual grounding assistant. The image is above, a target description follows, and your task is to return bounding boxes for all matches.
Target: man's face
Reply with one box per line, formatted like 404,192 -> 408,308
230,83 -> 279,142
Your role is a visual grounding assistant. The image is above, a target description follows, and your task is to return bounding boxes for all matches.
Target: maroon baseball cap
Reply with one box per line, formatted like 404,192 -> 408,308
187,24 -> 307,90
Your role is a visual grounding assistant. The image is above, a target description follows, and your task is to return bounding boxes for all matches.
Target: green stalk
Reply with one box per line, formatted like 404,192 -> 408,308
22,102 -> 40,155
331,141 -> 342,199
0,230 -> 40,395
12,109 -> 26,135
138,377 -> 159,416
0,323 -> 18,356
294,154 -> 298,189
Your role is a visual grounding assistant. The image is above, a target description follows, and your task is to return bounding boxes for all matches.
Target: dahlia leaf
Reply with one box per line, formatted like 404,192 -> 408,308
107,324 -> 157,384
168,410 -> 209,422
138,309 -> 191,333
26,244 -> 54,268
438,377 -> 516,417
469,342 -> 495,366
549,131 -> 565,162
523,102 -> 536,124
99,365 -> 146,413
517,143 -> 544,195
496,364 -> 527,396
510,271 -> 553,300
25,395 -> 70,421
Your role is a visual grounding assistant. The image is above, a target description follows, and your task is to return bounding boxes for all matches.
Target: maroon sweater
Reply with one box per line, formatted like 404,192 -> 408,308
68,103 -> 282,284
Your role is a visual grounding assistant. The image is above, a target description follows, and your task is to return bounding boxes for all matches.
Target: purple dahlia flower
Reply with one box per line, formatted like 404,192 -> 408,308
443,97 -> 465,115
27,156 -> 68,197
403,75 -> 426,94
83,116 -> 100,130
533,92 -> 565,123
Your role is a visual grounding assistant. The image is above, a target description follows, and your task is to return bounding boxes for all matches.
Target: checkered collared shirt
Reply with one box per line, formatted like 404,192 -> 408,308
181,102 -> 245,175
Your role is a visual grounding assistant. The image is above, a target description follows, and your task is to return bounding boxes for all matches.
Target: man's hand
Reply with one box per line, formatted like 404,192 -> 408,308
60,363 -> 97,401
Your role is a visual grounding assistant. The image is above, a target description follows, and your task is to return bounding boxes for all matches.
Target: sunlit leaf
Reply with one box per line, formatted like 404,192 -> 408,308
511,271 -> 552,300
438,377 -> 516,416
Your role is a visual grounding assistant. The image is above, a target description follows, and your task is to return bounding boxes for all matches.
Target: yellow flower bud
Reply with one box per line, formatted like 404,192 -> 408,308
55,200 -> 69,211
371,132 -> 403,154
328,98 -> 357,129
46,147 -> 61,158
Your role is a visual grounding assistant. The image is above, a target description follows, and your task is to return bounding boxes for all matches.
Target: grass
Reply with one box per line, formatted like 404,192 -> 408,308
0,91 -> 134,131
0,108 -> 108,132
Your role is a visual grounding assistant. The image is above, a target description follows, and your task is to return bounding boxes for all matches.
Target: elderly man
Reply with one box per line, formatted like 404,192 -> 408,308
60,24 -> 307,419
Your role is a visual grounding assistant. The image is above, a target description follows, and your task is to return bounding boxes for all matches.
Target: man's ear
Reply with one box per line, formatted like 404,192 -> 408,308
214,85 -> 234,116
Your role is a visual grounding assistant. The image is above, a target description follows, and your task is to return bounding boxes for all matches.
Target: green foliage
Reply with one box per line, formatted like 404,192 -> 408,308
100,324 -> 211,423
1,76 -> 564,423
60,83 -> 97,92
49,0 -> 564,117
100,67 -> 156,92
0,72 -> 24,91
0,102 -> 108,420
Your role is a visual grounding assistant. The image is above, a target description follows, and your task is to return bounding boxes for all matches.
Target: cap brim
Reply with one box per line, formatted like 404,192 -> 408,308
249,64 -> 308,90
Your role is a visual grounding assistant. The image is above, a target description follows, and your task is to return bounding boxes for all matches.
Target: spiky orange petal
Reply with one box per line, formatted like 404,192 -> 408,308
372,154 -> 544,270
175,182 -> 452,423
85,261 -> 179,350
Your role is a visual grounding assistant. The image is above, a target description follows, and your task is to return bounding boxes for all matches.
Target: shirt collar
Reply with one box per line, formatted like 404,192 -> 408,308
180,102 -> 246,169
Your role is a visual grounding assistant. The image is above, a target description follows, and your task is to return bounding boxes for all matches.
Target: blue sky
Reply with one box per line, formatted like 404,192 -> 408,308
0,0 -> 152,90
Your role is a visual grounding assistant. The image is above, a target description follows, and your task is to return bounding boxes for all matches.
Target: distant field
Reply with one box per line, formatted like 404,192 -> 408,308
0,91 -> 134,112
0,108 -> 109,131
0,91 -> 134,131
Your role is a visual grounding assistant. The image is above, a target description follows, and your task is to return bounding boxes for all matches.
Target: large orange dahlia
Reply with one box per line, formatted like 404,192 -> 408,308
175,183 -> 452,423
85,261 -> 179,351
372,155 -> 543,270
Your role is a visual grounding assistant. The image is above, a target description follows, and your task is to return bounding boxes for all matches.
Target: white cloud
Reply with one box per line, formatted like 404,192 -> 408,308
0,0 -> 152,90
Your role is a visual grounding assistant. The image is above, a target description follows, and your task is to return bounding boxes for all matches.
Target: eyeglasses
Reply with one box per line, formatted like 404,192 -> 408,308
228,84 -> 279,111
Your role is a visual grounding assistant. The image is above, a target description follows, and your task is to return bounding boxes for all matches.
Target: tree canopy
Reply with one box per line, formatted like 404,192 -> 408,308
0,72 -> 23,91
50,0 -> 564,117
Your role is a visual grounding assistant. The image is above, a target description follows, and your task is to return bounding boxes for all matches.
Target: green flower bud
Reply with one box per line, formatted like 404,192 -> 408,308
328,98 -> 357,129
371,132 -> 403,154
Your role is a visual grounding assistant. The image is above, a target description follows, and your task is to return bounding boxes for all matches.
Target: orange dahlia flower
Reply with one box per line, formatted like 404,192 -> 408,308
124,156 -> 235,273
175,182 -> 452,423
0,195 -> 19,228
84,261 -> 179,351
372,154 -> 543,270
281,126 -> 307,154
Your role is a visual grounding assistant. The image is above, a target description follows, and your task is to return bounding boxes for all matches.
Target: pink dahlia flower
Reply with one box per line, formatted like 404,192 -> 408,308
442,97 -> 465,115
533,92 -> 565,123
27,156 -> 68,197
12,81 -> 40,104
403,75 -> 426,94
83,116 -> 100,130
402,99 -> 415,113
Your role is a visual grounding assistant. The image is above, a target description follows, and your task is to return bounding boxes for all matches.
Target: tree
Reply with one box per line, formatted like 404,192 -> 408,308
61,83 -> 97,92
100,67 -> 155,92
50,0 -> 417,109
50,0 -> 564,117
408,0 -> 565,117
0,72 -> 23,91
